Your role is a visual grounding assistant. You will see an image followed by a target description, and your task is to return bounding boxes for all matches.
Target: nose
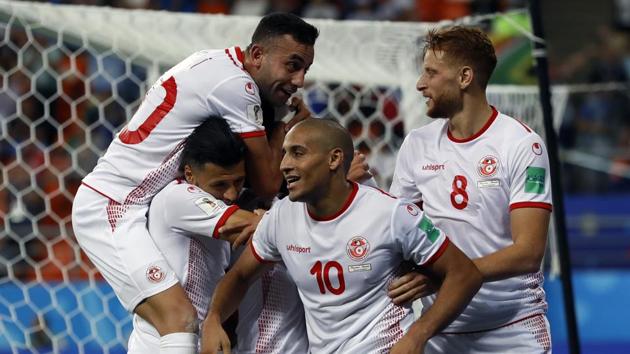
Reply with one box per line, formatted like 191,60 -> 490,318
291,70 -> 305,88
223,185 -> 239,205
416,75 -> 427,92
280,153 -> 292,175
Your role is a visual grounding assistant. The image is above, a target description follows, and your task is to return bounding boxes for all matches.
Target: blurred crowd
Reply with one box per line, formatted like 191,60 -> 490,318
1,0 -> 629,281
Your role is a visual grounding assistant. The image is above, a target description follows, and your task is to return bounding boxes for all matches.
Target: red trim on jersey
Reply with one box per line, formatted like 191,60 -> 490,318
365,184 -> 397,199
235,46 -> 245,65
81,182 -> 117,202
239,130 -> 266,139
515,119 -> 532,133
423,237 -> 450,267
442,313 -> 545,335
250,241 -> 275,264
212,205 -> 240,238
509,201 -> 552,211
308,182 -> 359,221
447,106 -> 498,143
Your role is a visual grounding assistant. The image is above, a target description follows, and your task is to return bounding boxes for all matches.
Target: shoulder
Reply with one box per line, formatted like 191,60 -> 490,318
400,119 -> 446,151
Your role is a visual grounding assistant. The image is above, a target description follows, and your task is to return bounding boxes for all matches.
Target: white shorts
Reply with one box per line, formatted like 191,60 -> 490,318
72,184 -> 178,312
127,314 -> 160,353
425,314 -> 551,354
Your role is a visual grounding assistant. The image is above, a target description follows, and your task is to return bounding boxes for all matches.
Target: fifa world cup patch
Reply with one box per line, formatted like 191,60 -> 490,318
418,215 -> 440,243
195,196 -> 221,216
247,104 -> 264,125
525,166 -> 546,194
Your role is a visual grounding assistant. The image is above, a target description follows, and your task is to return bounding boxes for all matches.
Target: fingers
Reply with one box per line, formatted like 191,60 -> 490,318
387,273 -> 435,305
285,96 -> 312,131
231,226 -> 254,250
347,151 -> 373,182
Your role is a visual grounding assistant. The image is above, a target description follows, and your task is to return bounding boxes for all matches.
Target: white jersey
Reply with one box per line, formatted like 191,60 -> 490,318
147,179 -> 235,320
251,183 -> 449,354
83,46 -> 265,206
234,262 -> 308,354
390,107 -> 552,332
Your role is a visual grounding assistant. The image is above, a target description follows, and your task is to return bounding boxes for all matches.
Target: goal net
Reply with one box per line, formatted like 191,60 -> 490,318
0,1 -> 567,352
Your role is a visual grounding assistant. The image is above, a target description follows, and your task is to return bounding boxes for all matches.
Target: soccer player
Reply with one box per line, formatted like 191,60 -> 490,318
200,119 -> 482,354
72,13 -> 318,353
127,118 -> 258,352
390,26 -> 553,353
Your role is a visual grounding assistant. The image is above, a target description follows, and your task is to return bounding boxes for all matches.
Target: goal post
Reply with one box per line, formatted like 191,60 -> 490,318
0,1 -> 574,352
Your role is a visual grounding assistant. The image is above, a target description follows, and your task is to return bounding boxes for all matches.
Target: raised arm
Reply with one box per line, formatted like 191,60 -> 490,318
242,124 -> 285,199
200,244 -> 272,354
392,243 -> 482,354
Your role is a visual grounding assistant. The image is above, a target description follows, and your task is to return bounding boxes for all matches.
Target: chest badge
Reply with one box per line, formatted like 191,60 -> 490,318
477,155 -> 499,178
346,236 -> 370,262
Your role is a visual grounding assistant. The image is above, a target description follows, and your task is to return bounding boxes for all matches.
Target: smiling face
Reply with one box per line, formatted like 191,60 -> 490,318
251,35 -> 314,107
280,125 -> 332,204
416,49 -> 463,118
185,160 -> 246,205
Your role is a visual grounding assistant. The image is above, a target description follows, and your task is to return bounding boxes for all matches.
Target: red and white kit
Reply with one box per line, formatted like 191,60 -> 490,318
251,183 -> 449,354
391,107 -> 552,352
127,180 -> 235,352
72,46 -> 265,311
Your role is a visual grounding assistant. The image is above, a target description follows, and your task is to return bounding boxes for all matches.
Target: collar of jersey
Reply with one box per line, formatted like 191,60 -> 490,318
225,46 -> 246,71
447,105 -> 498,143
307,181 -> 359,222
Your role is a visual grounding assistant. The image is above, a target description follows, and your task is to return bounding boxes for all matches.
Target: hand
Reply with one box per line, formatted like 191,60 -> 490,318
200,314 -> 231,354
389,332 -> 425,354
347,151 -> 373,183
388,271 -> 436,305
218,211 -> 264,250
285,96 -> 312,131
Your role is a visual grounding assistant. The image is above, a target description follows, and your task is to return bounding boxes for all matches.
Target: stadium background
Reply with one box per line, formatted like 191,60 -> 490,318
1,0 -> 629,353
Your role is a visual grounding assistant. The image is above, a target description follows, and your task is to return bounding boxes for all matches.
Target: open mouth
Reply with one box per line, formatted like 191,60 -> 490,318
285,175 -> 300,188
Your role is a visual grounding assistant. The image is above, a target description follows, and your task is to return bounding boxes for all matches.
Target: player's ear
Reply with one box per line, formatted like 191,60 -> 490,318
459,66 -> 473,90
329,148 -> 343,172
249,43 -> 264,69
184,165 -> 195,185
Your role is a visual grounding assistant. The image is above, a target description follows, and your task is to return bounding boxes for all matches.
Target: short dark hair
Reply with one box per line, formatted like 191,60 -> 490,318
424,26 -> 497,89
251,12 -> 319,46
179,117 -> 246,171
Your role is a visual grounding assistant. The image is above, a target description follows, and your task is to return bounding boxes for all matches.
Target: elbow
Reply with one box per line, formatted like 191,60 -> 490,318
469,266 -> 483,293
522,258 -> 543,274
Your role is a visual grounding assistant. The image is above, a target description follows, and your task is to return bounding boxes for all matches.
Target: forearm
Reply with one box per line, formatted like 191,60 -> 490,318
206,271 -> 250,323
406,265 -> 481,342
473,244 -> 544,283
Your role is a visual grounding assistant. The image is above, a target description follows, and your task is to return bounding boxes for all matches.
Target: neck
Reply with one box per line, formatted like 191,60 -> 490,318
448,92 -> 493,140
307,178 -> 354,220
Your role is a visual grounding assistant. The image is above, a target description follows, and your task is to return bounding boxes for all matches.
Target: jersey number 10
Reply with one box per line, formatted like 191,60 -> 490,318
310,261 -> 345,295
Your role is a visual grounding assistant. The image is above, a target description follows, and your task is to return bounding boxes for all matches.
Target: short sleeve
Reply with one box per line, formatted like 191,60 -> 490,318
209,75 -> 266,138
165,184 -> 239,239
250,207 -> 281,263
391,201 -> 449,267
508,133 -> 553,211
390,135 -> 423,203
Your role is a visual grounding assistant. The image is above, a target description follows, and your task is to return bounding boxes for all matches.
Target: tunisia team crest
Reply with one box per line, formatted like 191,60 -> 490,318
346,236 -> 370,262
478,155 -> 499,177
146,265 -> 165,283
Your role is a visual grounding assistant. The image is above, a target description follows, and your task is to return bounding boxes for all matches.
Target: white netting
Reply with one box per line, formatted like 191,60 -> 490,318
0,1 -> 572,352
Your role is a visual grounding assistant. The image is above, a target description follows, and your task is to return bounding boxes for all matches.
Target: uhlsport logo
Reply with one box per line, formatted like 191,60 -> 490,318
478,155 -> 499,177
406,204 -> 419,216
245,82 -> 256,95
146,265 -> 165,283
532,142 -> 543,156
346,236 -> 370,262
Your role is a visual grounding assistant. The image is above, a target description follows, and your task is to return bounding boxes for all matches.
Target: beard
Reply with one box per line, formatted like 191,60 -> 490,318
426,91 -> 463,119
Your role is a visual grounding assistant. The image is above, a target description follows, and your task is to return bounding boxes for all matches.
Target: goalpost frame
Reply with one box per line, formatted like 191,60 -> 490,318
528,1 -> 581,353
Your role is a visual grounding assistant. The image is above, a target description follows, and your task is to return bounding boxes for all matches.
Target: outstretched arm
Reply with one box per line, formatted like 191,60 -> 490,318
200,244 -> 272,354
391,243 -> 482,354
